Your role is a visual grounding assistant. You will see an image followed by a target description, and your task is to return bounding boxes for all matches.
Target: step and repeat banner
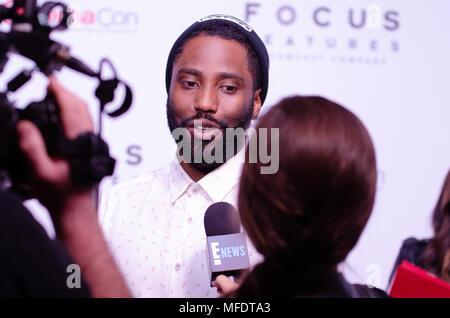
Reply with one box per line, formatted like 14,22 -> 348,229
2,0 -> 449,290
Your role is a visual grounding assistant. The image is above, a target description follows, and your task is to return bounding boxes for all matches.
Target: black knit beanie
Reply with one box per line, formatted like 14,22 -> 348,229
165,14 -> 269,105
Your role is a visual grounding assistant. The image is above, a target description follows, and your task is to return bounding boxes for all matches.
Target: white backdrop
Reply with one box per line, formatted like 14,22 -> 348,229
3,0 -> 450,291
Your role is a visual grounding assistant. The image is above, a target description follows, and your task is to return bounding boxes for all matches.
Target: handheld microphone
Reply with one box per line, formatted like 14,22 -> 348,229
204,202 -> 250,286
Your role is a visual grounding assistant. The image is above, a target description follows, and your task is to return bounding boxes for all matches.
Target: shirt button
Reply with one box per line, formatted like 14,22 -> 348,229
175,263 -> 182,271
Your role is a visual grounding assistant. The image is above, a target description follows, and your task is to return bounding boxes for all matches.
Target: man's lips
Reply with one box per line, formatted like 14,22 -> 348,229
185,119 -> 221,129
185,119 -> 223,141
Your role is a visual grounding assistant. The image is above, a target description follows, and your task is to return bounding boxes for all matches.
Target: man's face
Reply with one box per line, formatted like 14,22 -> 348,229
167,34 -> 261,174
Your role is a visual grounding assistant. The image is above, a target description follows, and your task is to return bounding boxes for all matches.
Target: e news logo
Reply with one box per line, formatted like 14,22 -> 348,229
206,233 -> 250,272
210,242 -> 247,266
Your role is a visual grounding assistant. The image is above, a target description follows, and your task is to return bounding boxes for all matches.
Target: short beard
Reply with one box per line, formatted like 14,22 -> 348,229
166,98 -> 254,174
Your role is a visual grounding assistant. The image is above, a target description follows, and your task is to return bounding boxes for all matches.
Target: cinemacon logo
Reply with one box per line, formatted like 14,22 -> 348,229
58,6 -> 139,29
0,0 -> 138,29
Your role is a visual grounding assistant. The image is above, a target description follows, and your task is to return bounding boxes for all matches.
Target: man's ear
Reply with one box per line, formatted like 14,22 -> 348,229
252,89 -> 262,120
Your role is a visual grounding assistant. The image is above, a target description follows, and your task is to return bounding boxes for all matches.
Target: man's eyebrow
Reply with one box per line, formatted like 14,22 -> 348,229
177,68 -> 202,77
177,69 -> 245,82
218,72 -> 245,82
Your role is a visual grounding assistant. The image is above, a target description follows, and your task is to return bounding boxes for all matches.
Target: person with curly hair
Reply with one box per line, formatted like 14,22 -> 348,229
389,170 -> 450,285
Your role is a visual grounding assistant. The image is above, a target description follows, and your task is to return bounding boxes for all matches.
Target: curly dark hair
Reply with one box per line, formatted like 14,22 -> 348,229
421,170 -> 450,282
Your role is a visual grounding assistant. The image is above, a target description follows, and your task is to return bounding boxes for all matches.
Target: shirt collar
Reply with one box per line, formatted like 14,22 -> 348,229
168,155 -> 193,205
168,148 -> 245,204
198,147 -> 245,202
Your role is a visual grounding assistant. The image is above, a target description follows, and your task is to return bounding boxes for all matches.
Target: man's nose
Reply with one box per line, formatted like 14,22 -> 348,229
195,85 -> 217,113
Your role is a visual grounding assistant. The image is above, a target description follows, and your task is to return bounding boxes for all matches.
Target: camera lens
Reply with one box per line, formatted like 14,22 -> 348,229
37,2 -> 72,31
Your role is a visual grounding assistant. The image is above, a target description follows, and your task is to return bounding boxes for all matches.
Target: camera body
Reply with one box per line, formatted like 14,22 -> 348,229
0,92 -> 65,192
0,0 -> 130,193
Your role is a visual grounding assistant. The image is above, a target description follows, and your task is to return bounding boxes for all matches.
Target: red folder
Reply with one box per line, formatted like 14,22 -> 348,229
389,260 -> 450,298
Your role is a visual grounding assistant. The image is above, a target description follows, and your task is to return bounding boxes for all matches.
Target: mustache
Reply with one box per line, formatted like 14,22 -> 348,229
180,113 -> 229,130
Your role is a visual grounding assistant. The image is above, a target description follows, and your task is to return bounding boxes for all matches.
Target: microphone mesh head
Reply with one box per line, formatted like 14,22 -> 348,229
204,202 -> 241,236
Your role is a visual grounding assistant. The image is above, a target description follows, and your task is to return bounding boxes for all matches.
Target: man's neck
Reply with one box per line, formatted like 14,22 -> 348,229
178,144 -> 246,182
179,161 -> 207,183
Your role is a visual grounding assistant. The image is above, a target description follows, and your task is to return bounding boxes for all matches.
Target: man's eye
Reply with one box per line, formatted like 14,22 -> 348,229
182,81 -> 198,88
222,86 -> 238,93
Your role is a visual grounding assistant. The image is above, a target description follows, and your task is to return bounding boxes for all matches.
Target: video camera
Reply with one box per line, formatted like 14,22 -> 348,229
0,0 -> 132,196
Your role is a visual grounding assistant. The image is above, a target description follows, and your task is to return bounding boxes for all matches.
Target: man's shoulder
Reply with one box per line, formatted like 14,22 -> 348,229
0,191 -> 41,241
107,166 -> 170,195
0,192 -> 47,239
99,165 -> 171,223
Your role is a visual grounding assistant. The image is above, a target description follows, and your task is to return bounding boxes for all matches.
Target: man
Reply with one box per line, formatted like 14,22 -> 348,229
99,15 -> 270,297
0,77 -> 130,297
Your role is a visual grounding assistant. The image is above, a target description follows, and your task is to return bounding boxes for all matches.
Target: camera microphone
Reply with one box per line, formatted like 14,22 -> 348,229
56,48 -> 98,78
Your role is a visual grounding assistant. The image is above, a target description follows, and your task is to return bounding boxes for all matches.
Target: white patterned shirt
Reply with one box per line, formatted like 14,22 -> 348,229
99,150 -> 262,297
